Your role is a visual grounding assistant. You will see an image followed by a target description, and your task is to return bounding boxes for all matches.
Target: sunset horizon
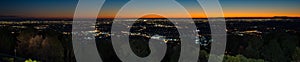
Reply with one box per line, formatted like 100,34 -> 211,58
1,0 -> 300,62
1,0 -> 300,19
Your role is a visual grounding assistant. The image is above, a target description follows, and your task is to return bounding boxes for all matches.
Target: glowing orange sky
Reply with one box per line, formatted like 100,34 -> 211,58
2,0 -> 300,18
95,0 -> 300,18
97,11 -> 300,18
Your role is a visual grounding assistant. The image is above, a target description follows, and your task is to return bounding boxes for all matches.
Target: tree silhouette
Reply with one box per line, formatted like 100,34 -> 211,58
243,35 -> 263,59
261,32 -> 299,62
16,28 -> 64,61
261,40 -> 286,62
0,27 -> 16,55
292,47 -> 300,62
223,55 -> 265,62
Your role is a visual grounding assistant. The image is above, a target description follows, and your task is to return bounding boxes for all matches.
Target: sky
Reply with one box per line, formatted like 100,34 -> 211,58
0,0 -> 300,18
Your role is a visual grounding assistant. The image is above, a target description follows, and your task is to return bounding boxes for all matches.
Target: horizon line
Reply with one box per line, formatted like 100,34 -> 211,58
1,16 -> 300,19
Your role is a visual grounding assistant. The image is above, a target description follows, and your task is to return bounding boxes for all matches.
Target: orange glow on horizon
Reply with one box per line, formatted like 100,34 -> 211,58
96,13 -> 300,18
96,10 -> 300,18
140,14 -> 166,18
23,11 -> 300,18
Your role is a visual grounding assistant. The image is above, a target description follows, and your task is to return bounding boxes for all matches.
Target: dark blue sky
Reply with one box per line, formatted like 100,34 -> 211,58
0,0 -> 299,18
